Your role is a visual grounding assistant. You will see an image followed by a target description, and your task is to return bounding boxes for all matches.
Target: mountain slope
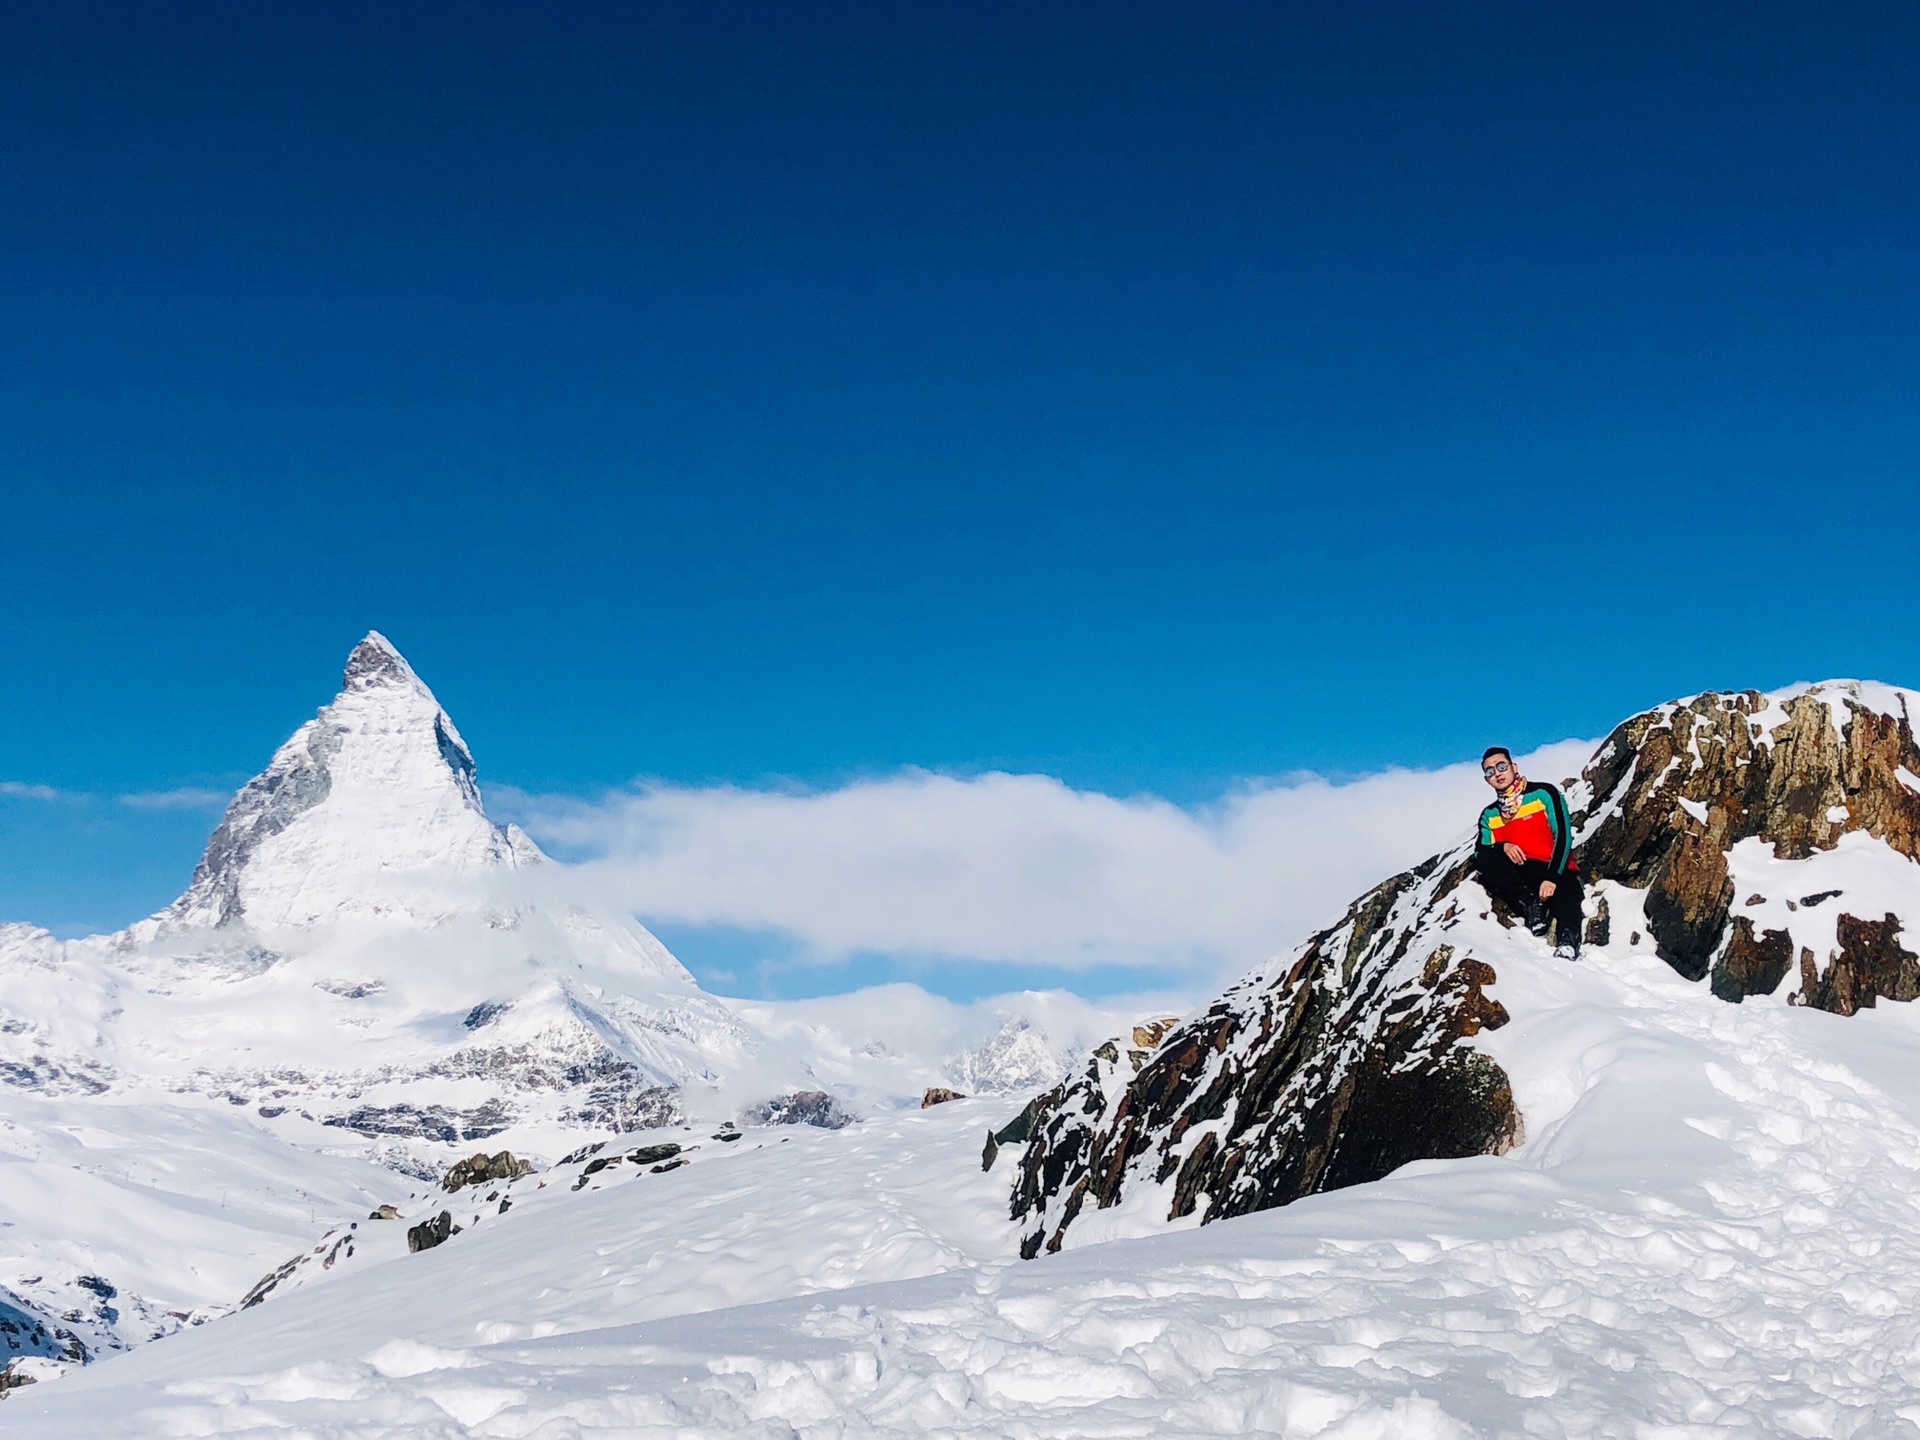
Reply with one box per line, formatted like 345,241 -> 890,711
12,929 -> 1920,1438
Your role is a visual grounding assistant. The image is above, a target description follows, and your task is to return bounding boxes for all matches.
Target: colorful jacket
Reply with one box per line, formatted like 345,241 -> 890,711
1477,781 -> 1576,876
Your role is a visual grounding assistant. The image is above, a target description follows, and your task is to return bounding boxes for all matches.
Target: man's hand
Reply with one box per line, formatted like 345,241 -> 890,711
1539,880 -> 1557,899
1502,842 -> 1527,865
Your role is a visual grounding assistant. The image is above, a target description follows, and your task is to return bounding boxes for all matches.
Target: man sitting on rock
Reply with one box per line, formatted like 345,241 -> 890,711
1472,746 -> 1584,960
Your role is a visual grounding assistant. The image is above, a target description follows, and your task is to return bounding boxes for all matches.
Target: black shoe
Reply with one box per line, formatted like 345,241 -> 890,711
1525,899 -> 1549,935
1554,941 -> 1581,961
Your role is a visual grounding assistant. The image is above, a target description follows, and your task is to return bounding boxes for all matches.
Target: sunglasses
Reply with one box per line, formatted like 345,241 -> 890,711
1482,760 -> 1512,777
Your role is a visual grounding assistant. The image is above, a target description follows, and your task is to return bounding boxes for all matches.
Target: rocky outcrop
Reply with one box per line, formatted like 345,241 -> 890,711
1800,913 -> 1920,1015
442,1151 -> 533,1193
324,1101 -> 514,1144
746,1090 -> 856,1129
1012,852 -> 1520,1256
921,1087 -> 965,1108
1576,683 -> 1920,1012
1010,680 -> 1920,1255
406,1212 -> 457,1254
0,1293 -> 84,1371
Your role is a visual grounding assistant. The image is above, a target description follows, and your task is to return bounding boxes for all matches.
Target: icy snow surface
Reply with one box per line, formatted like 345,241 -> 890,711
14,882 -> 1920,1438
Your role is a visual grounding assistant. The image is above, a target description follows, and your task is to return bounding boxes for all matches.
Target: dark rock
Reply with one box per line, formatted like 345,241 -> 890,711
324,1101 -> 514,1144
369,1205 -> 401,1220
239,1257 -> 299,1309
1012,856 -> 1520,1257
920,1087 -> 966,1108
0,1294 -> 84,1366
626,1143 -> 682,1165
442,1151 -> 531,1193
406,1211 -> 455,1253
1803,913 -> 1920,1015
981,1130 -> 1000,1172
650,1159 -> 685,1173
1006,682 -> 1920,1258
463,1001 -> 509,1030
1710,918 -> 1794,1002
746,1090 -> 856,1129
557,1141 -> 607,1166
1583,895 -> 1611,948
1801,890 -> 1842,908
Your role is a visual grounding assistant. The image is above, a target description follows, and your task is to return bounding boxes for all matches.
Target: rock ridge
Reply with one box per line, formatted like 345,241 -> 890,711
1008,678 -> 1920,1254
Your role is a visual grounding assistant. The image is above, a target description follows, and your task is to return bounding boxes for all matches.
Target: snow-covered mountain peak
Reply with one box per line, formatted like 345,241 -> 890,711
340,629 -> 423,693
155,633 -> 541,933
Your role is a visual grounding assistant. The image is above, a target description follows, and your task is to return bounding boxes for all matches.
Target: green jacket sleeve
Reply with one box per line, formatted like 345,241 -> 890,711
1541,783 -> 1573,876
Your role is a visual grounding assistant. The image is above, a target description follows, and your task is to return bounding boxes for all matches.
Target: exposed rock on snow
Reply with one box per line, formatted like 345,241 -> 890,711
1578,682 -> 1920,1011
1012,680 -> 1920,1254
747,1089 -> 857,1129
404,1213 -> 456,1254
440,1151 -> 532,1193
0,1290 -> 84,1370
1012,853 -> 1520,1256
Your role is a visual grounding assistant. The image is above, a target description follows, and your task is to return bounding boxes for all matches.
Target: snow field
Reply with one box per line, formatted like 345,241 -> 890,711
15,885 -> 1920,1438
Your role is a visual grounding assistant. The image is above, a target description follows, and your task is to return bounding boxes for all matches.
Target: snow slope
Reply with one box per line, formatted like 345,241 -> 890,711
13,901 -> 1920,1437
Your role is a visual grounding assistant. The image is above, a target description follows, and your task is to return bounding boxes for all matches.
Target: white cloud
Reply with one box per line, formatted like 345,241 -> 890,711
499,738 -> 1597,983
118,787 -> 231,812
0,780 -> 62,801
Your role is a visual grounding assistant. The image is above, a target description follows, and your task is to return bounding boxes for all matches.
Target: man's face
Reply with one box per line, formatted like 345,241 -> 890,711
1482,755 -> 1515,790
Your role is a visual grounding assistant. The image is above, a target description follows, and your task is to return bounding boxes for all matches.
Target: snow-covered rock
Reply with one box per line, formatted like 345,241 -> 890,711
1010,680 -> 1920,1256
1578,681 -> 1920,1008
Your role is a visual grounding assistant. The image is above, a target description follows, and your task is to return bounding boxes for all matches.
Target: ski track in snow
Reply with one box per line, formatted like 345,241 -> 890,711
14,898 -> 1920,1439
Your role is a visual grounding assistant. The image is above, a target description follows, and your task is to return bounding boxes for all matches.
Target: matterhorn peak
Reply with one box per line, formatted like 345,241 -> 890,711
341,629 -> 426,693
155,632 -> 542,932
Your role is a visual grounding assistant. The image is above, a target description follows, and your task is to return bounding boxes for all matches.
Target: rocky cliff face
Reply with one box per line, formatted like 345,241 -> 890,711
1010,680 -> 1920,1255
1009,849 -> 1521,1256
1577,682 -> 1920,1012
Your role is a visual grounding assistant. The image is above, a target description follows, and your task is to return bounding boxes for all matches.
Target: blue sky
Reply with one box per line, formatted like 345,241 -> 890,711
3,4 -> 1917,987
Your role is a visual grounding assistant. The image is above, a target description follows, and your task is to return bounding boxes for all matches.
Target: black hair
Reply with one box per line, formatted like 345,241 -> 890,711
1481,745 -> 1513,766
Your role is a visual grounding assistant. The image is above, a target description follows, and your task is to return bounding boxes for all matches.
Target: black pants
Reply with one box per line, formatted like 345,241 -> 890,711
1472,850 -> 1585,943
